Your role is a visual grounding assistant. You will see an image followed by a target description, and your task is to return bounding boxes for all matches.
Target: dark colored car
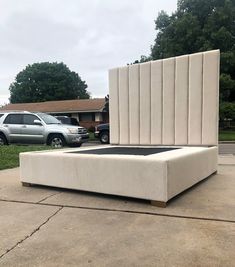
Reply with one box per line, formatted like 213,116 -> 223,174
94,123 -> 110,144
55,116 -> 80,126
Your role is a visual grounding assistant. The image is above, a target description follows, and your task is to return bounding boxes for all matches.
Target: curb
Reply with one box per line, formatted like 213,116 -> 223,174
219,141 -> 235,144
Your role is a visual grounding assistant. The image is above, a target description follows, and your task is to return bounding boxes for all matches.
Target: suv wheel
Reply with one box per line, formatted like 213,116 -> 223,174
48,134 -> 65,148
100,131 -> 109,144
0,134 -> 7,145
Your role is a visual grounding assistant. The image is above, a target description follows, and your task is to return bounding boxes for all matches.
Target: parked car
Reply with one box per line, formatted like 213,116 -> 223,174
55,116 -> 80,126
94,123 -> 110,144
0,111 -> 89,148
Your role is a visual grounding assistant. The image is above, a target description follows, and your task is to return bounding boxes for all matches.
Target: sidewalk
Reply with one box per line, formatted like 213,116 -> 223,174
0,156 -> 234,266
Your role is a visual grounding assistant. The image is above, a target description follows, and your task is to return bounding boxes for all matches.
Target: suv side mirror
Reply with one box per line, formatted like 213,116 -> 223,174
34,119 -> 42,126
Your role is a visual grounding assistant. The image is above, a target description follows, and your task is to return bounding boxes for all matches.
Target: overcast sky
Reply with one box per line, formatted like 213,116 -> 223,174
0,0 -> 177,105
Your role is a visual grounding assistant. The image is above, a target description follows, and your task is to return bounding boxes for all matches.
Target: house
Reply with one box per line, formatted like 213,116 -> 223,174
1,98 -> 108,129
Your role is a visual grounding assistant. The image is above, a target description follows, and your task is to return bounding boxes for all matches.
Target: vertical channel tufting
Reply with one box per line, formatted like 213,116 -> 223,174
175,55 -> 189,145
151,59 -> 162,144
109,68 -> 119,144
163,57 -> 175,145
119,66 -> 129,144
140,62 -> 151,144
202,50 -> 220,145
129,64 -> 140,144
109,50 -> 219,146
161,60 -> 164,145
188,52 -> 203,145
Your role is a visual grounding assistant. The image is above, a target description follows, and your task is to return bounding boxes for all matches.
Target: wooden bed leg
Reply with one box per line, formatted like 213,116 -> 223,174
22,182 -> 32,187
151,200 -> 167,208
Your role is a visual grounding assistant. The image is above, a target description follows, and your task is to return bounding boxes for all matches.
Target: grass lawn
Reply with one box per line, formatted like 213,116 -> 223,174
89,132 -> 96,141
219,131 -> 235,141
0,145 -> 53,170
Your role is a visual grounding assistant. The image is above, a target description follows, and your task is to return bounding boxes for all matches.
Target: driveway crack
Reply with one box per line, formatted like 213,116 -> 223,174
37,191 -> 62,203
0,206 -> 63,259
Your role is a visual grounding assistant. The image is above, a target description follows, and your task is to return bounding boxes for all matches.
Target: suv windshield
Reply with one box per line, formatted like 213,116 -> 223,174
56,116 -> 79,126
37,113 -> 61,124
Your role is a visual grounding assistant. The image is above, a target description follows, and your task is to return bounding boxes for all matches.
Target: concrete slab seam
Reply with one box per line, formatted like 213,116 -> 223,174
0,206 -> 63,259
0,198 -> 234,225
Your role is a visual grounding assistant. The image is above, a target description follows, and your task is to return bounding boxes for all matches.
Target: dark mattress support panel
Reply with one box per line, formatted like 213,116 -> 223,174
68,147 -> 180,156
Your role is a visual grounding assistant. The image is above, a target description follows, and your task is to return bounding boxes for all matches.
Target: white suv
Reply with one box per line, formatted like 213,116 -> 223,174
0,111 -> 89,148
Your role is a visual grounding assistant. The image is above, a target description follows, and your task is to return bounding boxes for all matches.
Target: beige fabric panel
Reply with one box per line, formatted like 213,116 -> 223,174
119,66 -> 129,144
151,60 -> 162,144
109,50 -> 219,146
129,64 -> 140,144
202,50 -> 220,145
162,58 -> 175,145
175,55 -> 188,145
188,53 -> 203,144
109,68 -> 119,144
140,62 -> 151,144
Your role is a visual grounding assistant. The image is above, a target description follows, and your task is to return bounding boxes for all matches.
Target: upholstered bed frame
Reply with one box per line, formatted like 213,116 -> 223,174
20,50 -> 220,207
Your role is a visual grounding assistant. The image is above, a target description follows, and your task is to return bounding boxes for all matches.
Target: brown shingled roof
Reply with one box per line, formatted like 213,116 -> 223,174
1,98 -> 105,113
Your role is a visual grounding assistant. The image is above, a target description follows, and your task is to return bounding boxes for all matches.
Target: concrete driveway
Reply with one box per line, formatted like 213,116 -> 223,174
0,152 -> 234,266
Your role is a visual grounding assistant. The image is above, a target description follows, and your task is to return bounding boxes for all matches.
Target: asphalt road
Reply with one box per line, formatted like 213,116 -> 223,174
219,143 -> 235,155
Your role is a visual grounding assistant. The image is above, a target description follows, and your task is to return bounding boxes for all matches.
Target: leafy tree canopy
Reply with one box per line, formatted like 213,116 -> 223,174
136,0 -> 235,103
9,62 -> 90,103
219,102 -> 235,120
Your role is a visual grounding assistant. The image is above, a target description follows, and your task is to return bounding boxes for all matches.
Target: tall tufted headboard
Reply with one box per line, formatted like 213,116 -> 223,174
109,50 -> 219,146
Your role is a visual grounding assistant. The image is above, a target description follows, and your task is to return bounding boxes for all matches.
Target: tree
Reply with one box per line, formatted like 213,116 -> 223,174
219,102 -> 235,121
132,55 -> 152,64
137,0 -> 235,103
9,62 -> 90,103
103,94 -> 109,112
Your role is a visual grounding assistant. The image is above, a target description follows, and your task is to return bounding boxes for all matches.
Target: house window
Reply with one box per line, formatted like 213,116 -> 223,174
79,113 -> 95,122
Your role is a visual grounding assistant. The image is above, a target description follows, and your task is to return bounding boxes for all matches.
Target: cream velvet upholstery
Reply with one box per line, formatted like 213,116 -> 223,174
109,50 -> 220,146
20,146 -> 217,202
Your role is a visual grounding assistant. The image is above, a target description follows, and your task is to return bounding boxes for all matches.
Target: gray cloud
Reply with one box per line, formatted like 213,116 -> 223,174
0,0 -> 177,104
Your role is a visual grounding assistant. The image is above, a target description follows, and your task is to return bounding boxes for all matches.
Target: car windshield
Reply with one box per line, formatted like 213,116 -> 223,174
37,113 -> 61,124
60,118 -> 70,124
56,117 -> 79,126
